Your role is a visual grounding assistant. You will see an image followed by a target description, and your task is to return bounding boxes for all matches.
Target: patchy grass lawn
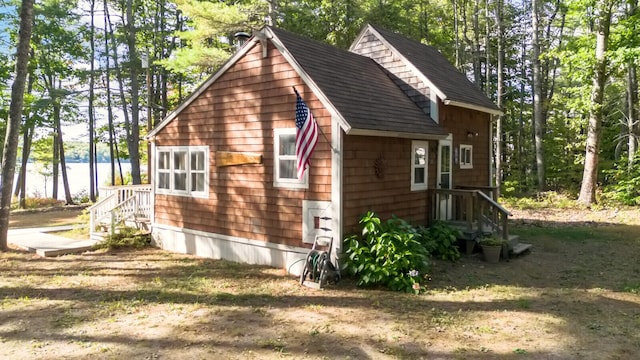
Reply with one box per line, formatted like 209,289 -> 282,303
1,208 -> 640,359
9,206 -> 86,229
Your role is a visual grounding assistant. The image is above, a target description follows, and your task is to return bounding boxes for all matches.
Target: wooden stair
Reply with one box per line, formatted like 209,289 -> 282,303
89,185 -> 153,241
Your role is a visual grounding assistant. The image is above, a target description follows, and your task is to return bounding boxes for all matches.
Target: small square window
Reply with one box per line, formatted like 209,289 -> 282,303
460,144 -> 473,169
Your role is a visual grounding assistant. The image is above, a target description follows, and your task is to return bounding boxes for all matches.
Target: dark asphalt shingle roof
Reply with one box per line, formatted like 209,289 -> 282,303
270,27 -> 447,137
369,25 -> 500,113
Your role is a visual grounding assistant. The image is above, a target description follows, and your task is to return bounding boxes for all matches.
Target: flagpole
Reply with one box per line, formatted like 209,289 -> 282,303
292,86 -> 336,153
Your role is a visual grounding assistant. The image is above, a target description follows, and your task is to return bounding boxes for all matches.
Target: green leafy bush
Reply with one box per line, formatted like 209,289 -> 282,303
602,155 -> 640,206
420,221 -> 461,261
343,212 -> 430,294
94,227 -> 151,250
500,191 -> 577,210
11,197 -> 64,210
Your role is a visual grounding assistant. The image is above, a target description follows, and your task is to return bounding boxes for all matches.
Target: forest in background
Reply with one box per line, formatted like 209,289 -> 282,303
0,0 -> 638,208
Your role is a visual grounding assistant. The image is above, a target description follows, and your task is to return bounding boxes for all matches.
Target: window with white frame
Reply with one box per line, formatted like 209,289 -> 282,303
411,141 -> 429,191
460,144 -> 473,169
156,146 -> 208,197
274,128 -> 308,189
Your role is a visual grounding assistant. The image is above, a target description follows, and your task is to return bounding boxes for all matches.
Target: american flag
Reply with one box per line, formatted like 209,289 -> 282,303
294,89 -> 318,179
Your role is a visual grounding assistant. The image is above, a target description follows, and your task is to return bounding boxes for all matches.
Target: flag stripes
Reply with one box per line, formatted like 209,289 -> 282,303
294,89 -> 318,180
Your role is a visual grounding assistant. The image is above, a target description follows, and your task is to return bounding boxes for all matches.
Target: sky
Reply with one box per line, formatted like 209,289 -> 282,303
0,2 -> 108,142
0,4 -> 13,54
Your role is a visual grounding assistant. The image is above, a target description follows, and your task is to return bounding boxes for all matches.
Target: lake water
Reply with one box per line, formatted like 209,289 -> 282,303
21,162 -> 146,200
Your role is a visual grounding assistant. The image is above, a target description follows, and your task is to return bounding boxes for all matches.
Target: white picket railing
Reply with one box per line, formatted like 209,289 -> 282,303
89,185 -> 152,238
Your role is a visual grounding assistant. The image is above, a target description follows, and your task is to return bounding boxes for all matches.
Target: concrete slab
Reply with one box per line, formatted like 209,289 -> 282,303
8,226 -> 100,257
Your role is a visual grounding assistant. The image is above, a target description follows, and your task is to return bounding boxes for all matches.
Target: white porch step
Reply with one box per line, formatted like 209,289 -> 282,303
512,242 -> 532,255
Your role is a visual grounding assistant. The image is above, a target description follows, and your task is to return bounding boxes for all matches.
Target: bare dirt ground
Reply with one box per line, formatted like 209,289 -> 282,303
1,207 -> 640,359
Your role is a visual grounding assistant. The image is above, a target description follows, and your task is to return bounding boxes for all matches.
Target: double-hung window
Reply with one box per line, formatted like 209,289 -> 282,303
156,146 -> 208,197
411,141 -> 429,191
274,128 -> 308,189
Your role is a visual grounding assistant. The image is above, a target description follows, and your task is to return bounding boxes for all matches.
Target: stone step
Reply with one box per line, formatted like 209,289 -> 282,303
508,234 -> 520,248
512,242 -> 532,255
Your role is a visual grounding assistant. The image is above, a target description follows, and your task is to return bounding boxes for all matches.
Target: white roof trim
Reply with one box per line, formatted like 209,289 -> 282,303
148,27 -> 353,138
148,37 -> 263,138
347,128 -> 448,140
358,25 -> 502,116
443,99 -> 503,116
262,28 -> 352,133
363,25 -> 448,101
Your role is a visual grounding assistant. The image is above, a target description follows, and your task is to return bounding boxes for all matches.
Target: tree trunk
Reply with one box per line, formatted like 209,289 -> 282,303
453,0 -> 460,68
14,69 -> 35,207
578,2 -> 613,206
628,61 -> 638,168
106,4 -> 131,185
16,123 -> 34,208
627,0 -> 638,168
484,0 -> 490,96
89,0 -> 97,202
125,0 -> 142,184
519,21 -> 528,192
52,115 -> 59,200
472,0 -> 482,86
54,97 -> 74,205
104,0 -> 116,186
495,0 -> 504,197
0,0 -> 34,251
531,0 -> 545,192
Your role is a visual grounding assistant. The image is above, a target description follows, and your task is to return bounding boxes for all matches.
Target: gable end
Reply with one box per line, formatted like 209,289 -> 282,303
350,29 -> 434,121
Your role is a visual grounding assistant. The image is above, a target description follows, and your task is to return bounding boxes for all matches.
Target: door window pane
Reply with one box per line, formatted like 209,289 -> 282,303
440,173 -> 450,189
441,145 -> 451,172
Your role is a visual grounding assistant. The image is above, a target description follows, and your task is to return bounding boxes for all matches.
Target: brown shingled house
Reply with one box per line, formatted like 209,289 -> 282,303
145,24 -> 520,274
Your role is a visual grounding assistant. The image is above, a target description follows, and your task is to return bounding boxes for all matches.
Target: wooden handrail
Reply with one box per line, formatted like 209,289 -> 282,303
431,188 -> 511,240
475,190 -> 511,216
89,185 -> 152,237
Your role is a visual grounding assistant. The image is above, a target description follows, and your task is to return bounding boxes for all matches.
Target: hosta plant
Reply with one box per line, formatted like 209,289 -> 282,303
343,212 -> 430,294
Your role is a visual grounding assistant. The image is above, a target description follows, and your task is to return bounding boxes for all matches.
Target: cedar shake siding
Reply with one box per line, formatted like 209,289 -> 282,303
342,135 -> 433,235
365,25 -> 501,114
152,41 -> 331,247
440,104 -> 491,187
146,25 -> 501,272
351,32 -> 432,117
